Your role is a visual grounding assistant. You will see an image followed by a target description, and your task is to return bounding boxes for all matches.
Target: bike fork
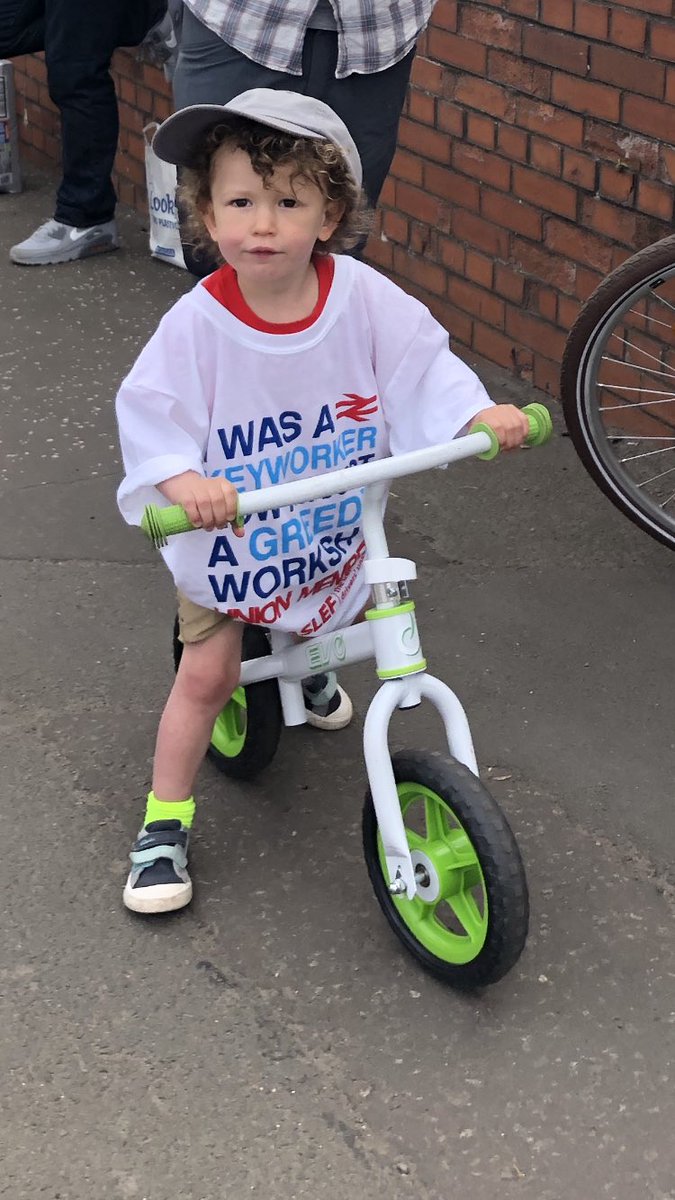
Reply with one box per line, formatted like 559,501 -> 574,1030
362,674 -> 479,899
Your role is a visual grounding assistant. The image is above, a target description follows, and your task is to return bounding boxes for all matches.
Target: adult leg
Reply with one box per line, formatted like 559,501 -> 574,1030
174,15 -> 413,210
9,0 -> 128,261
301,31 -> 415,209
172,7 -> 295,109
44,0 -> 125,227
0,0 -> 44,58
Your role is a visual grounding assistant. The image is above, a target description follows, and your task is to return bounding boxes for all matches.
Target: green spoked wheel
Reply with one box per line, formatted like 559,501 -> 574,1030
210,686 -> 248,759
362,751 -> 529,989
173,621 -> 281,781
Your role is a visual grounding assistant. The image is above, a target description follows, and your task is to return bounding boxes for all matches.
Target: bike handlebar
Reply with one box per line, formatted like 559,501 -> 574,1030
140,402 -> 552,549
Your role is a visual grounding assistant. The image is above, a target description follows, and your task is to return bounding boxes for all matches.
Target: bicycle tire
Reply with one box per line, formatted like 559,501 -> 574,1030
362,751 -> 529,989
561,234 -> 675,550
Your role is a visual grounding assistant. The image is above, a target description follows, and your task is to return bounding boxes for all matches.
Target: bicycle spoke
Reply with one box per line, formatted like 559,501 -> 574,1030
596,386 -> 675,395
620,446 -> 675,463
614,294 -> 675,329
446,887 -> 485,945
608,333 -> 675,371
443,827 -> 480,869
637,463 -> 675,487
601,357 -> 675,382
424,795 -> 448,842
599,396 -> 675,412
648,289 -> 675,319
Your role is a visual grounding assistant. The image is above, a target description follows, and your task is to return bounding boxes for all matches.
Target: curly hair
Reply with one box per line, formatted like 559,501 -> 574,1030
178,115 -> 371,261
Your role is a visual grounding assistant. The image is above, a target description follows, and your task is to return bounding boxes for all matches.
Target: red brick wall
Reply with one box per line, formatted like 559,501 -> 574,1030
373,0 -> 675,395
12,2 -> 675,395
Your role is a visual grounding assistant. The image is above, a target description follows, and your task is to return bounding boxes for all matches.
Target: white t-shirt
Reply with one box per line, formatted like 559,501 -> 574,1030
116,255 -> 493,636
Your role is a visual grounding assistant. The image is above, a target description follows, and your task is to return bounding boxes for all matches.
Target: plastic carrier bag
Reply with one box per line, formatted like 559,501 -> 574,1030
143,122 -> 186,269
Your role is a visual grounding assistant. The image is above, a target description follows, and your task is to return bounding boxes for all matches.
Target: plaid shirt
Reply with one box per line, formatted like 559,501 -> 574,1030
183,0 -> 435,78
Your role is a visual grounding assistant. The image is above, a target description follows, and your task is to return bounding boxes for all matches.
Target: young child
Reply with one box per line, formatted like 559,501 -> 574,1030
116,88 -> 530,915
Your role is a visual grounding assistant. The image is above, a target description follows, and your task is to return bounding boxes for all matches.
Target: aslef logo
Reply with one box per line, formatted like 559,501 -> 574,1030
150,190 -> 176,216
336,394 -> 378,423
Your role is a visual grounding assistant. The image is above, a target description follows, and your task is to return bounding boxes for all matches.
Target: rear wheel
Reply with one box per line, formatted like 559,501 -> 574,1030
173,620 -> 281,780
362,751 -> 529,988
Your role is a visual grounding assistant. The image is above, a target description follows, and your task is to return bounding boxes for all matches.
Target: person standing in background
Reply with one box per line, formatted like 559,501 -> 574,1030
172,0 -> 436,275
2,0 -> 166,265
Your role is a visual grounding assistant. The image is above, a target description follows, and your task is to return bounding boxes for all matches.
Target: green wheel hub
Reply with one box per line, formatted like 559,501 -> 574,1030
210,687 -> 247,758
378,782 -> 489,964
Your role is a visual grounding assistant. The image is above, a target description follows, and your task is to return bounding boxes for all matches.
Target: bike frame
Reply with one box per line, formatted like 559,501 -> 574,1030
233,429 -> 492,900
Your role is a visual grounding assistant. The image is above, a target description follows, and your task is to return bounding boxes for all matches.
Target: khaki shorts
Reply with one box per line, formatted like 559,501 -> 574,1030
176,592 -> 367,646
176,591 -> 233,645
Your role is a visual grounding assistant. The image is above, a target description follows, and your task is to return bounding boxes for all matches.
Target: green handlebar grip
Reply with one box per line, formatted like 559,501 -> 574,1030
141,502 -> 244,548
473,401 -> 553,460
141,504 -> 196,548
522,401 -> 553,445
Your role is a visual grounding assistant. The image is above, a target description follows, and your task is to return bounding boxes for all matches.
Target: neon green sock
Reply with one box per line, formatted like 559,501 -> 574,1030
144,791 -> 196,830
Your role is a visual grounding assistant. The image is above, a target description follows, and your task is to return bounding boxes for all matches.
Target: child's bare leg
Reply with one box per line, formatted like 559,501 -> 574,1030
123,619 -> 243,915
153,620 -> 244,799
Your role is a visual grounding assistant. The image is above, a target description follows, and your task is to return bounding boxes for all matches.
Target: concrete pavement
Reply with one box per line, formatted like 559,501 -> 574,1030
2,172 -> 675,1200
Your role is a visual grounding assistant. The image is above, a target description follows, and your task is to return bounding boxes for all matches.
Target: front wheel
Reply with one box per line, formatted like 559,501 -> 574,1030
173,621 -> 281,781
561,234 -> 675,550
362,751 -> 529,989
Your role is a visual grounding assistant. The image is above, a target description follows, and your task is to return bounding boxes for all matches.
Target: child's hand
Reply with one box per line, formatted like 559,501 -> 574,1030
158,471 -> 244,536
471,405 -> 531,451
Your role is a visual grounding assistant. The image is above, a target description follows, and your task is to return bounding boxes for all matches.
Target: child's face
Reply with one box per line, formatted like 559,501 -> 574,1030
202,145 -> 343,283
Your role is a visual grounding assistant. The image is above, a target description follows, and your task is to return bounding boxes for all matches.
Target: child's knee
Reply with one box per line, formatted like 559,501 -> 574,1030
176,627 -> 241,710
178,656 -> 236,711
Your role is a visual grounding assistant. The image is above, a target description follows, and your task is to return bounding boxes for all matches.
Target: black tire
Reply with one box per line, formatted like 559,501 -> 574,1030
561,234 -> 675,550
173,619 -> 282,780
362,751 -> 529,989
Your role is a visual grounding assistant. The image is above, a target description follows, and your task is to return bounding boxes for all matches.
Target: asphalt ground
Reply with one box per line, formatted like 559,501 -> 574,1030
2,172 -> 675,1200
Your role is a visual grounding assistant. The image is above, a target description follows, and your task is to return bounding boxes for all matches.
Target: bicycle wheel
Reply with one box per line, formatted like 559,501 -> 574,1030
362,751 -> 529,989
561,234 -> 675,550
173,620 -> 281,780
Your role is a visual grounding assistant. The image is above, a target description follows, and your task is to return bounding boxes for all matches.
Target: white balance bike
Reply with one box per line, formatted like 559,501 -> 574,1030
142,403 -> 552,989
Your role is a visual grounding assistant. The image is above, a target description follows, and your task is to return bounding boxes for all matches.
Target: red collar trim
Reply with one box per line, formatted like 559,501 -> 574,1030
201,255 -> 335,333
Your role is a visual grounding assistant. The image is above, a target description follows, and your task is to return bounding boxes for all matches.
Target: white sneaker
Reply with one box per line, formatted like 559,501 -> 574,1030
10,218 -> 119,265
123,820 -> 192,915
302,673 -> 353,730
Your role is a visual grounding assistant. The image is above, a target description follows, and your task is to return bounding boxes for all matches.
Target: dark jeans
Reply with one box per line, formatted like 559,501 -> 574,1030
0,0 -> 164,227
0,0 -> 43,56
173,8 -> 415,276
